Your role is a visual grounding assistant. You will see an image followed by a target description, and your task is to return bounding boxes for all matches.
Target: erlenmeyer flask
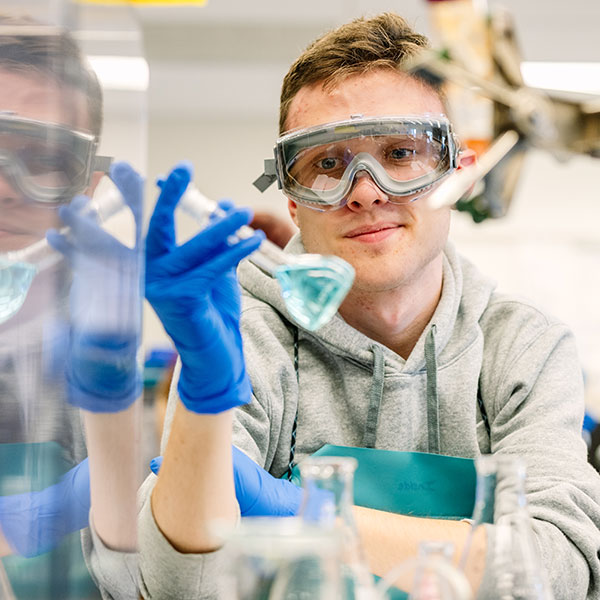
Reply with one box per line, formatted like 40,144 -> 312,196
298,456 -> 377,600
220,516 -> 342,600
461,455 -> 554,600
376,541 -> 472,600
0,180 -> 127,325
179,186 -> 355,331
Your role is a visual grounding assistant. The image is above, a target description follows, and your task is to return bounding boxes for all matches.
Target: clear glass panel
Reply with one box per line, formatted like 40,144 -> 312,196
0,1 -> 145,597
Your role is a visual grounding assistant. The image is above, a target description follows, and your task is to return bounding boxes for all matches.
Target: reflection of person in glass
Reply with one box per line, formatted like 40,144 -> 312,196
0,17 -> 105,333
0,37 -> 102,252
0,15 -> 140,596
0,14 -> 103,556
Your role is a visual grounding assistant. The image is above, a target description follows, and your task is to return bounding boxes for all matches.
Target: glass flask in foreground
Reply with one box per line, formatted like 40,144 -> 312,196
179,186 -> 355,331
376,541 -> 472,600
461,455 -> 554,600
298,456 -> 378,600
220,517 -> 342,600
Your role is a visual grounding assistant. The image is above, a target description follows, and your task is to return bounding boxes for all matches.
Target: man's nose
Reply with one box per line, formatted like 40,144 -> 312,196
345,171 -> 389,212
0,175 -> 23,208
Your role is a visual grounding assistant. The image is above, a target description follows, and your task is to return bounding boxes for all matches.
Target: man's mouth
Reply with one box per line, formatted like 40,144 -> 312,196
344,222 -> 403,239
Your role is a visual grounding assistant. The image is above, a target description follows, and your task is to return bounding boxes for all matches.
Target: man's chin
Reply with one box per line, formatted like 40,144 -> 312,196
351,271 -> 411,294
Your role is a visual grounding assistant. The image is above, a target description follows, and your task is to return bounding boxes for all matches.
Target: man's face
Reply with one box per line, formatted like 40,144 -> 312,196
285,69 -> 452,293
0,68 -> 90,252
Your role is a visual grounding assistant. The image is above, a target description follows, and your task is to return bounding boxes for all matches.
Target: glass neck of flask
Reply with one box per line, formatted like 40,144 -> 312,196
473,454 -> 527,524
178,184 -> 290,278
298,457 -> 358,529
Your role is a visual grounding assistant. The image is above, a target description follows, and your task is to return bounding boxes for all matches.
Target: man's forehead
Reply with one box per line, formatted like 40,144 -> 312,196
285,69 -> 446,134
0,67 -> 89,132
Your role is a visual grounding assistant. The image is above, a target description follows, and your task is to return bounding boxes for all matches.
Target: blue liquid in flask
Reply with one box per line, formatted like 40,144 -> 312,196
275,256 -> 354,331
0,259 -> 37,324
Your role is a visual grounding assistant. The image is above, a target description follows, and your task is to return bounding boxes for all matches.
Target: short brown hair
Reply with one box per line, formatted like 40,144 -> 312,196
0,14 -> 103,137
280,13 -> 431,134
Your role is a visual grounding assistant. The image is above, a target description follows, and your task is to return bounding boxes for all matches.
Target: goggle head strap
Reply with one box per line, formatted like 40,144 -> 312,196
253,157 -> 278,192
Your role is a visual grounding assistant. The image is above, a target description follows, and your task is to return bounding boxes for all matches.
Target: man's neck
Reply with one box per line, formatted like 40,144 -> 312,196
338,255 -> 444,359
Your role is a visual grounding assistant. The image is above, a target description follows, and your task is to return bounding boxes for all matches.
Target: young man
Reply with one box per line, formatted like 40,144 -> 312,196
141,13 -> 600,599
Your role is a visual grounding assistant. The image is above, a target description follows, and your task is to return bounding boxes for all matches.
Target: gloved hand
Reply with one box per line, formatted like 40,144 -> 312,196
145,162 -> 264,413
47,162 -> 143,412
0,458 -> 90,558
150,448 -> 302,516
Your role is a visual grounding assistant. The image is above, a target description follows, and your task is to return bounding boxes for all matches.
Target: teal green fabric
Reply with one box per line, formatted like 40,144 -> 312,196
0,442 -> 100,599
292,444 -> 477,519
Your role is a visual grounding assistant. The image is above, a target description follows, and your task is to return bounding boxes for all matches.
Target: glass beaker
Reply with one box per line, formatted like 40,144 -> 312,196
297,456 -> 377,600
460,455 -> 554,600
376,541 -> 472,600
220,516 -> 342,600
179,186 -> 355,332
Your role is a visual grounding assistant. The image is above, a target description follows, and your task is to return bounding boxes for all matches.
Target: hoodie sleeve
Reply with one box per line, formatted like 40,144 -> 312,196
137,472 -> 227,600
479,299 -> 600,599
81,518 -> 139,600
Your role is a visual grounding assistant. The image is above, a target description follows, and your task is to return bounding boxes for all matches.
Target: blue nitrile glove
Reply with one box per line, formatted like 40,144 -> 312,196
150,449 -> 332,518
47,162 -> 143,412
0,458 -> 90,558
145,162 -> 264,413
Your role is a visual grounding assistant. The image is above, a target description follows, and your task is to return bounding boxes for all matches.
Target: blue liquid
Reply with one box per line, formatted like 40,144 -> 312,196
0,260 -> 37,324
275,256 -> 354,331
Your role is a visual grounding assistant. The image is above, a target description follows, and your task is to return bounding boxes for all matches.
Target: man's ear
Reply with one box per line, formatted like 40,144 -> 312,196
457,147 -> 477,170
287,197 -> 300,227
451,148 -> 478,210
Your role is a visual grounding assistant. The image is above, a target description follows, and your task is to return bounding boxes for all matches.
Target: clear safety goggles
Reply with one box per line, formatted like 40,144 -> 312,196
254,115 -> 460,211
0,112 -> 110,204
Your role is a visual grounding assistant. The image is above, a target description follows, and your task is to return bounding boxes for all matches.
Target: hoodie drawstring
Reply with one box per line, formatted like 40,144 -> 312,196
425,324 -> 440,454
362,344 -> 385,448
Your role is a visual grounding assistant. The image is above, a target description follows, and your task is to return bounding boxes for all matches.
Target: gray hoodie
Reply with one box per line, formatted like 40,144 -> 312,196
132,237 -> 600,599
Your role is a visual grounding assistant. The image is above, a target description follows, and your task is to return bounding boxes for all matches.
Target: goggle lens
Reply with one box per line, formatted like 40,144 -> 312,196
269,116 -> 458,210
0,116 -> 96,203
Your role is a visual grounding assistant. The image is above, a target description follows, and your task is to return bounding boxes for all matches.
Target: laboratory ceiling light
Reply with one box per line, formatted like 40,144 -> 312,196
521,62 -> 600,96
87,55 -> 149,91
86,58 -> 599,96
